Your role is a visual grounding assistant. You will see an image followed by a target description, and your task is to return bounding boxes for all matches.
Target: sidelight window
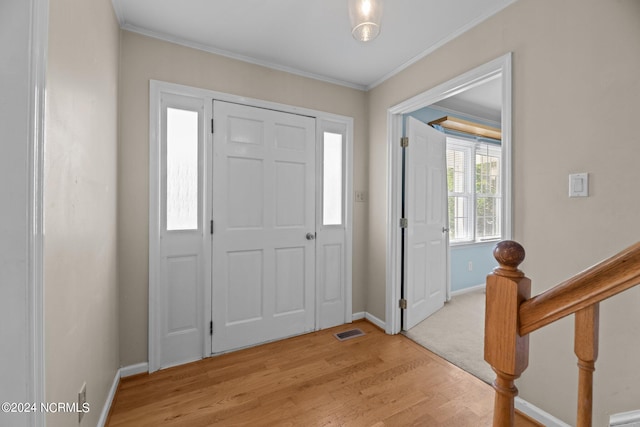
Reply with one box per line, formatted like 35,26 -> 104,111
166,107 -> 199,230
322,131 -> 344,226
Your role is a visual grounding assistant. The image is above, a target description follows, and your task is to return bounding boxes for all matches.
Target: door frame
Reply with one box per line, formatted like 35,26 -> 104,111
1,0 -> 48,423
385,53 -> 513,334
149,80 -> 353,371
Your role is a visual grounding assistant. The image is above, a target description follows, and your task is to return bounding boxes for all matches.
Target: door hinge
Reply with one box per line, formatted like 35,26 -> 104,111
210,220 -> 214,235
399,299 -> 407,310
400,218 -> 408,228
209,321 -> 213,336
400,137 -> 409,147
211,118 -> 214,134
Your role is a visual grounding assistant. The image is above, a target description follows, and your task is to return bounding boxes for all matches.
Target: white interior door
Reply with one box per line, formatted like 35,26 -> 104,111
157,93 -> 209,368
212,100 -> 316,353
403,117 -> 449,330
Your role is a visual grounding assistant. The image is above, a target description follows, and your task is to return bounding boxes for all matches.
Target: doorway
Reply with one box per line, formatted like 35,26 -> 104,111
386,53 -> 513,335
148,81 -> 353,371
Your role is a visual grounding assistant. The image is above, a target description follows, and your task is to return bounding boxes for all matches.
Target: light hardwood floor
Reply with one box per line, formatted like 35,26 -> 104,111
107,321 -> 540,426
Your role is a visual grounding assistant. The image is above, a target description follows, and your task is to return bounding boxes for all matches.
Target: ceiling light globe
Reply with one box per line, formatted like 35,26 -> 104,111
352,22 -> 380,42
348,0 -> 382,42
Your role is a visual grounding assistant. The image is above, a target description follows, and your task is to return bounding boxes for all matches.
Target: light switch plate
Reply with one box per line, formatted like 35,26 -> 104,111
569,173 -> 589,197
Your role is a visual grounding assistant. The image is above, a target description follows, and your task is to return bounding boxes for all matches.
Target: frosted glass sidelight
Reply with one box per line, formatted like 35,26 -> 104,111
323,132 -> 343,226
167,108 -> 199,230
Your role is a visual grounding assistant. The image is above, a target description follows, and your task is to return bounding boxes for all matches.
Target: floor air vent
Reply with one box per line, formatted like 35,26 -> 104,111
334,328 -> 365,341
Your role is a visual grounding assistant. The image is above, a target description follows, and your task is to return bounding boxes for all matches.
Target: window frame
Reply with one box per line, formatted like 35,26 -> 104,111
318,124 -> 347,230
446,135 -> 502,246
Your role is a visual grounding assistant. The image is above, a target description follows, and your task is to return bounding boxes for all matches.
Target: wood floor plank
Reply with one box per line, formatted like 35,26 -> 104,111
107,321 -> 537,426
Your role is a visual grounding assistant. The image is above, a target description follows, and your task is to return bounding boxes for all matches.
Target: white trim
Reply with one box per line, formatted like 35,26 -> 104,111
120,362 -> 149,378
385,112 -> 404,334
352,311 -> 366,321
148,81 -> 161,372
122,24 -> 366,91
351,311 -> 386,329
385,53 -> 513,335
113,2 -> 517,91
450,283 -> 486,297
110,0 -> 126,26
344,120 -> 354,325
149,80 -> 354,371
97,369 -> 121,427
96,363 -> 151,427
515,397 -> 571,427
152,80 -> 354,124
29,0 -> 48,425
366,1 -> 518,90
364,312 -> 386,330
610,410 -> 640,427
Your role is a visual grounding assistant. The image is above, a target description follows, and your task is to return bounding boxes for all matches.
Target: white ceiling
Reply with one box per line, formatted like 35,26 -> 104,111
433,76 -> 502,122
111,0 -> 517,91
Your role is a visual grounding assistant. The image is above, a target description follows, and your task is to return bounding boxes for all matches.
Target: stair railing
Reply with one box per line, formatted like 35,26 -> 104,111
484,240 -> 640,426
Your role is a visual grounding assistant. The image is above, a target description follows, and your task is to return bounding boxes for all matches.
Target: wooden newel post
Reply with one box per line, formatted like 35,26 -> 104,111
484,241 -> 531,427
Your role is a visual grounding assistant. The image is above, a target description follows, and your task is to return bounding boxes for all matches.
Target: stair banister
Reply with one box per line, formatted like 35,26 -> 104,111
484,240 -> 640,427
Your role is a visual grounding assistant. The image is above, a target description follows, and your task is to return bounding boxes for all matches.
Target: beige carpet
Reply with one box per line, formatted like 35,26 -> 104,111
403,288 -> 494,384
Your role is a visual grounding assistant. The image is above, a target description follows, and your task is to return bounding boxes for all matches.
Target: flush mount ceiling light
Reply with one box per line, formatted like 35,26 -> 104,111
348,0 -> 382,42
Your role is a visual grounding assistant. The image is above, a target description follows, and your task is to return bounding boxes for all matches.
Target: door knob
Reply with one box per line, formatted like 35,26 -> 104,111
306,232 -> 316,240
442,227 -> 450,233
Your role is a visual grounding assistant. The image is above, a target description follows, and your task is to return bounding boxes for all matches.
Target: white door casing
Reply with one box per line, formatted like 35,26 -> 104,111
211,100 -> 316,353
386,53 -> 512,334
149,81 -> 353,371
403,117 -> 449,330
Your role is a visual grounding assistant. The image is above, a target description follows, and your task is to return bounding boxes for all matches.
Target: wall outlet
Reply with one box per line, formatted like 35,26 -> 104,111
78,382 -> 86,423
355,190 -> 367,203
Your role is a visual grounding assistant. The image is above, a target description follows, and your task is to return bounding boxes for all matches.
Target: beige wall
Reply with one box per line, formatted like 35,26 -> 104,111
44,0 -> 120,425
368,0 -> 640,424
118,31 -> 368,365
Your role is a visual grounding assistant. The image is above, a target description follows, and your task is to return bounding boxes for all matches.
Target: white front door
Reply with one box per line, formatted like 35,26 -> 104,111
403,117 -> 449,330
211,100 -> 316,353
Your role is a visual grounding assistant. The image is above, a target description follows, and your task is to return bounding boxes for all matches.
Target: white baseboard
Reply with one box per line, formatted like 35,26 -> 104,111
352,311 -> 365,321
450,283 -> 485,297
515,397 -> 570,427
97,363 -> 149,427
352,311 -> 386,330
364,312 -> 386,330
610,410 -> 640,427
97,368 -> 121,427
120,362 -> 149,378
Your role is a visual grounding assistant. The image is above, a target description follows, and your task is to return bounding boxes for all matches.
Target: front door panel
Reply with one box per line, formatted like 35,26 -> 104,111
212,101 -> 316,353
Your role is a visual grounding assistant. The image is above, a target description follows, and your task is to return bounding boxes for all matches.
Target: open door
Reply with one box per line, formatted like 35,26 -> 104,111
403,117 -> 449,330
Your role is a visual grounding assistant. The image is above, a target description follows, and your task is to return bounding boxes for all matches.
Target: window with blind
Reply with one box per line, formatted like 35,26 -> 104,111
446,136 -> 501,243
